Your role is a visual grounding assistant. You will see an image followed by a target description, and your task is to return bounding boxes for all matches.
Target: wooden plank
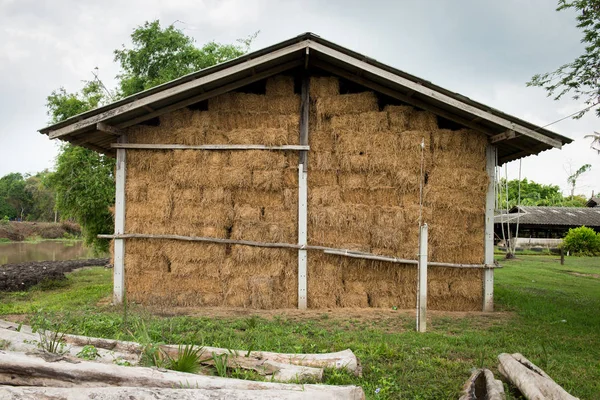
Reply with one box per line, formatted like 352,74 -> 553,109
48,42 -> 309,139
111,144 -> 310,151
490,129 -> 516,143
113,135 -> 127,305
309,42 -> 563,149
298,165 -> 308,310
483,145 -> 496,312
417,223 -> 428,333
96,122 -> 124,136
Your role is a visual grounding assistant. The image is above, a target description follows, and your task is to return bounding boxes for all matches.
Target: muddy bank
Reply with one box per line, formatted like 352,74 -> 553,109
0,258 -> 109,292
0,221 -> 81,241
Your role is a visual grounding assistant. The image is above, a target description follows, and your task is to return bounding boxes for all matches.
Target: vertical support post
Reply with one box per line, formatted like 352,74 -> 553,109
417,223 -> 428,333
297,71 -> 310,310
483,144 -> 496,312
113,135 -> 127,305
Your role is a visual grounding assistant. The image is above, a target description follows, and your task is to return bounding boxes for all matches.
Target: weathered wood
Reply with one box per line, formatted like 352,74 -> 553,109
0,351 -> 364,399
110,144 -> 310,151
298,165 -> 308,310
484,145 -> 496,311
0,386 -> 363,400
113,135 -> 126,305
417,224 -> 428,333
498,353 -> 579,400
47,42 -> 309,139
98,233 -> 498,269
96,122 -> 124,136
309,41 -> 562,149
459,369 -> 505,400
490,130 -> 516,143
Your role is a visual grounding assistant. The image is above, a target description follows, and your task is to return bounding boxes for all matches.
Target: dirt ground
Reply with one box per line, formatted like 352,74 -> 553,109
0,258 -> 109,291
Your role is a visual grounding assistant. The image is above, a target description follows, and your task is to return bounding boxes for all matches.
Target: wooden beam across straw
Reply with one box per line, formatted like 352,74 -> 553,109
98,233 -> 499,269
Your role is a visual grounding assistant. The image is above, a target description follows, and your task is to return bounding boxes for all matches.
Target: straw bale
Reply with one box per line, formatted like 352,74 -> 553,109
309,229 -> 371,250
126,180 -> 148,203
283,188 -> 298,210
309,203 -> 373,231
425,187 -> 486,212
310,151 -> 339,171
309,131 -> 337,152
385,105 -> 414,130
234,204 -> 262,222
201,188 -> 232,204
309,171 -> 338,186
309,76 -> 340,98
223,276 -> 250,307
282,168 -> 298,189
408,111 -> 438,130
263,207 -> 296,224
229,151 -> 286,170
341,188 -> 400,207
231,220 -> 295,243
190,110 -> 211,129
339,173 -> 367,189
307,253 -> 343,308
266,75 -> 295,97
222,128 -> 289,146
252,170 -> 283,191
330,111 -> 389,133
172,202 -> 234,228
172,127 -> 205,145
338,153 -> 370,172
428,167 -> 489,191
339,281 -> 369,308
315,92 -> 378,117
209,112 -> 299,131
160,108 -> 193,130
127,125 -> 171,145
234,189 -> 285,208
208,92 -> 300,114
308,186 -> 341,206
200,151 -> 230,167
250,276 -> 277,309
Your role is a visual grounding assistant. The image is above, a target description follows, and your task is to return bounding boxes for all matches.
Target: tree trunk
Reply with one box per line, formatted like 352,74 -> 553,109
459,368 -> 505,400
0,351 -> 364,399
497,353 -> 578,400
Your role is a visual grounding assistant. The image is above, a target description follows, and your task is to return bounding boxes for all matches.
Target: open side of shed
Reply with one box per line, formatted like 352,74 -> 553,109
40,33 -> 572,312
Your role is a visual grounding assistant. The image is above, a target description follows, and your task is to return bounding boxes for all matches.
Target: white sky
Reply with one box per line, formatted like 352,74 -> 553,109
0,0 -> 598,196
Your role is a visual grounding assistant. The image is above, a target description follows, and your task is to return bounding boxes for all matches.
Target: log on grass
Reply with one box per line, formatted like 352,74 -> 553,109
459,368 -> 505,400
497,353 -> 578,400
0,386 -> 354,400
0,351 -> 365,399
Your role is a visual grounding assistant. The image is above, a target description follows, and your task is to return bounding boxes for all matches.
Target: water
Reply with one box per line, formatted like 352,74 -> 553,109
0,241 -> 98,265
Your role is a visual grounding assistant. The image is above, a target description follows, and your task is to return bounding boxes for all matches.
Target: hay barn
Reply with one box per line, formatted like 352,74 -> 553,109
40,33 -> 571,311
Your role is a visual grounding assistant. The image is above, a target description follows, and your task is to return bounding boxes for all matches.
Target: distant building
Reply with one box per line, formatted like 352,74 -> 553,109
586,196 -> 600,208
494,205 -> 600,248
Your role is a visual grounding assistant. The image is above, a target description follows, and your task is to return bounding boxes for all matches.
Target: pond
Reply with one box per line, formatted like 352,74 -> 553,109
0,241 -> 101,265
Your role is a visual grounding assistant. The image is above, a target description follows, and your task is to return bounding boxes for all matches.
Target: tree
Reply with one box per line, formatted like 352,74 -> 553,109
497,178 -> 589,209
567,163 -> 592,197
47,20 -> 256,252
528,1 -> 600,118
24,170 -> 57,222
0,173 -> 32,220
584,131 -> 600,153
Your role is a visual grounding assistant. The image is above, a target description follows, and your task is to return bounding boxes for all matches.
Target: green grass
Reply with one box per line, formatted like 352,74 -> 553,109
0,256 -> 598,399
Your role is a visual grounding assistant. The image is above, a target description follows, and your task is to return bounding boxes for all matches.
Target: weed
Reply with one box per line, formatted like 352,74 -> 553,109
77,345 -> 99,360
0,339 -> 10,350
213,353 -> 229,377
163,344 -> 205,374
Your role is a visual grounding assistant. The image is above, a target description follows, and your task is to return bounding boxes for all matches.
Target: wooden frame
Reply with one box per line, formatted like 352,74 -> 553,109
417,224 -> 428,332
113,135 -> 127,304
297,73 -> 310,310
483,144 -> 497,312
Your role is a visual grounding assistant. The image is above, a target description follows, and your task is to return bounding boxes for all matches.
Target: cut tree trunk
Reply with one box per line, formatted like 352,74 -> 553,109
459,368 -> 505,400
0,351 -> 365,399
497,353 -> 579,400
0,386 -> 354,400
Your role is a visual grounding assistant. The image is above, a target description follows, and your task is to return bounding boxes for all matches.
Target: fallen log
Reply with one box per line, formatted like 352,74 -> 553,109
497,353 -> 579,400
0,386 -> 353,400
459,368 -> 505,400
0,351 -> 365,399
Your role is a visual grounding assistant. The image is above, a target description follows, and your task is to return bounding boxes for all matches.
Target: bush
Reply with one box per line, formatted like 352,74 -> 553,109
562,226 -> 600,256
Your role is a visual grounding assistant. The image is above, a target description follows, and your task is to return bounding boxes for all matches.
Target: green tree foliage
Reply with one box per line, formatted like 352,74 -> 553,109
528,1 -> 600,118
562,226 -> 600,255
0,173 -> 32,220
24,170 -> 56,221
46,20 -> 255,252
114,20 -> 256,97
498,178 -> 588,209
567,163 -> 592,196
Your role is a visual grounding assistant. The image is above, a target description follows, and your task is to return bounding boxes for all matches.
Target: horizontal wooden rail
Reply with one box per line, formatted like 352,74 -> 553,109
98,233 -> 498,269
110,144 -> 310,151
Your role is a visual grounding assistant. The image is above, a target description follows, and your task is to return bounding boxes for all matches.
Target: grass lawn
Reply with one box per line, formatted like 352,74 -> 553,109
0,255 -> 598,399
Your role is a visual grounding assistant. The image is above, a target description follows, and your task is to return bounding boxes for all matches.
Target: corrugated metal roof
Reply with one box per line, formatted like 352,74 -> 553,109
495,206 -> 600,228
39,32 -> 572,163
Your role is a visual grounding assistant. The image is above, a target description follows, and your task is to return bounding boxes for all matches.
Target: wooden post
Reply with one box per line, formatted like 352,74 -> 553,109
560,247 -> 564,265
483,145 -> 496,312
297,73 -> 310,310
417,223 -> 428,333
113,135 -> 127,304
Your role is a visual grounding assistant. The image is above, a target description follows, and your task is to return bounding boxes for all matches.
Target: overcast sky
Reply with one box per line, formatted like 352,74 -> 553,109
0,0 -> 598,197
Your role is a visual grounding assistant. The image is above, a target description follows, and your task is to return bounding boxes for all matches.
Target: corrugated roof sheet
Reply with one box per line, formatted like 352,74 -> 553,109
495,206 -> 600,227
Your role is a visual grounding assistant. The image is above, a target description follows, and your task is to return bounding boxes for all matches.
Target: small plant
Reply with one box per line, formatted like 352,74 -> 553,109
163,344 -> 205,374
0,339 -> 11,350
113,357 -> 132,366
77,345 -> 100,360
213,353 -> 229,377
562,226 -> 600,256
37,329 -> 67,354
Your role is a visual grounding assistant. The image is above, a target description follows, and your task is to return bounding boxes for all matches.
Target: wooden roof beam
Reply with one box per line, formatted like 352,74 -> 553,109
490,130 -> 516,143
96,122 -> 124,136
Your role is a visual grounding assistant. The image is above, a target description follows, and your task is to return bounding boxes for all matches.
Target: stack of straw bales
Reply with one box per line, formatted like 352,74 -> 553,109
124,75 -> 300,308
307,76 -> 486,310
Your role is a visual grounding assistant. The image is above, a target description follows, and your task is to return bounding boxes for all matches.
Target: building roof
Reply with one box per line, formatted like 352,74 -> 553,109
39,32 -> 572,163
586,196 -> 600,207
495,206 -> 600,228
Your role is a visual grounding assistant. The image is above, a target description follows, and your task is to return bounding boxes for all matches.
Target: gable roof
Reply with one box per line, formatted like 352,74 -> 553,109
586,196 -> 600,207
495,206 -> 600,228
39,32 -> 572,164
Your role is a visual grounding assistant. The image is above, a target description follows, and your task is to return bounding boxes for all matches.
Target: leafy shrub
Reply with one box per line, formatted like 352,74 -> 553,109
562,226 -> 600,256
77,345 -> 100,360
